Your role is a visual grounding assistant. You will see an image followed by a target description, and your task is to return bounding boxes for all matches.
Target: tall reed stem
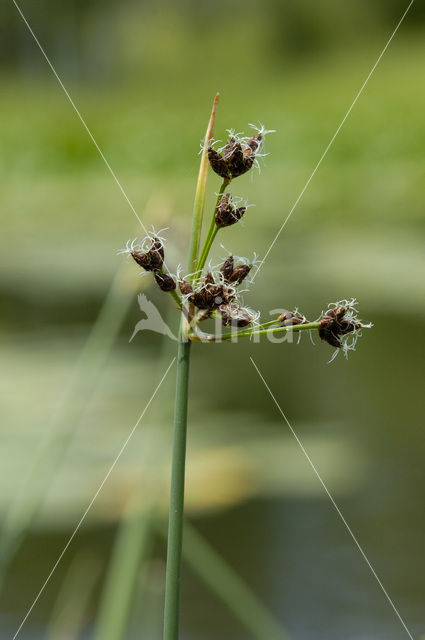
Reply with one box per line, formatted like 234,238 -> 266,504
163,94 -> 219,640
163,338 -> 191,640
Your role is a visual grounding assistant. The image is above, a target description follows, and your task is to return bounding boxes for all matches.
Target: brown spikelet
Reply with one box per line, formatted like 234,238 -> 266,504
220,256 -> 234,281
208,148 -> 232,179
154,273 -> 176,292
220,303 -> 253,328
227,264 -> 251,285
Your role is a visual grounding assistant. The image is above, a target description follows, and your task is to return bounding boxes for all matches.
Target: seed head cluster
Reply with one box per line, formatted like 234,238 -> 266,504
177,255 -> 254,328
119,117 -> 372,360
207,124 -> 274,180
318,299 -> 373,361
118,231 -> 176,293
215,193 -> 247,228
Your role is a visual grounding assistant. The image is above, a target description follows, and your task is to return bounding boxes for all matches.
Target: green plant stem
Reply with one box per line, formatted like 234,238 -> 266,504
195,179 -> 229,278
189,321 -> 321,342
163,94 -> 219,640
163,337 -> 191,640
229,321 -> 321,340
251,319 -> 282,330
169,289 -> 182,307
157,520 -> 291,640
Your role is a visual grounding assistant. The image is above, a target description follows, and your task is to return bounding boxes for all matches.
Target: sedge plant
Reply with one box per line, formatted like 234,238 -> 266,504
119,94 -> 372,640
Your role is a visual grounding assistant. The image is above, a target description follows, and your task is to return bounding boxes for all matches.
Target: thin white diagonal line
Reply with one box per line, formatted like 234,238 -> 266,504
250,357 -> 414,640
252,0 -> 414,283
12,357 -> 176,640
12,0 -> 147,235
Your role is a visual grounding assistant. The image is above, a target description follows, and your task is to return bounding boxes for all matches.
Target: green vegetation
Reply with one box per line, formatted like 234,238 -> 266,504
0,4 -> 424,637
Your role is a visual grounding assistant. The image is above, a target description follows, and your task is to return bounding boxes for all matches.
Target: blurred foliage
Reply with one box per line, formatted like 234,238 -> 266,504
2,0 -> 425,79
0,2 -> 424,637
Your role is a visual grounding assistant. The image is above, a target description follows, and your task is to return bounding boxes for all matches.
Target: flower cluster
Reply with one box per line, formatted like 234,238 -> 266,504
118,230 -> 177,293
178,255 -> 256,328
220,303 -> 259,328
214,193 -> 248,228
318,299 -> 373,361
207,124 -> 274,180
119,116 -> 372,361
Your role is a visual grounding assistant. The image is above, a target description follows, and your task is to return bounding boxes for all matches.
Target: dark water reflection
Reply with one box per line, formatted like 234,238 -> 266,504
184,492 -> 424,640
1,310 -> 424,640
172,310 -> 425,639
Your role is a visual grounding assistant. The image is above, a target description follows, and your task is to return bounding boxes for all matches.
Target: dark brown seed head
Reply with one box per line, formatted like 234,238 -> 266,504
318,316 -> 343,348
338,319 -> 357,335
243,133 -> 262,156
130,236 -> 164,272
278,310 -> 308,326
148,238 -> 165,271
193,289 -> 219,310
191,272 -> 228,311
220,256 -> 234,281
208,147 -> 232,180
278,311 -> 293,323
209,285 -> 225,306
223,136 -> 237,160
220,303 -> 253,328
234,206 -> 247,222
131,251 -> 152,270
202,272 -> 223,305
226,142 -> 254,178
319,316 -> 334,330
178,279 -> 193,297
215,194 -> 246,228
319,326 -> 343,348
193,282 -> 217,310
208,128 -> 266,181
192,291 -> 209,310
317,302 -> 370,353
215,194 -> 232,226
154,273 -> 176,292
203,271 -> 215,287
324,305 -> 346,322
228,264 -> 251,286
321,305 -> 360,342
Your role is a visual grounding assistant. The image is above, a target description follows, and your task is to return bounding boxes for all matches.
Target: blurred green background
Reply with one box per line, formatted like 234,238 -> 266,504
1,1 -> 424,638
